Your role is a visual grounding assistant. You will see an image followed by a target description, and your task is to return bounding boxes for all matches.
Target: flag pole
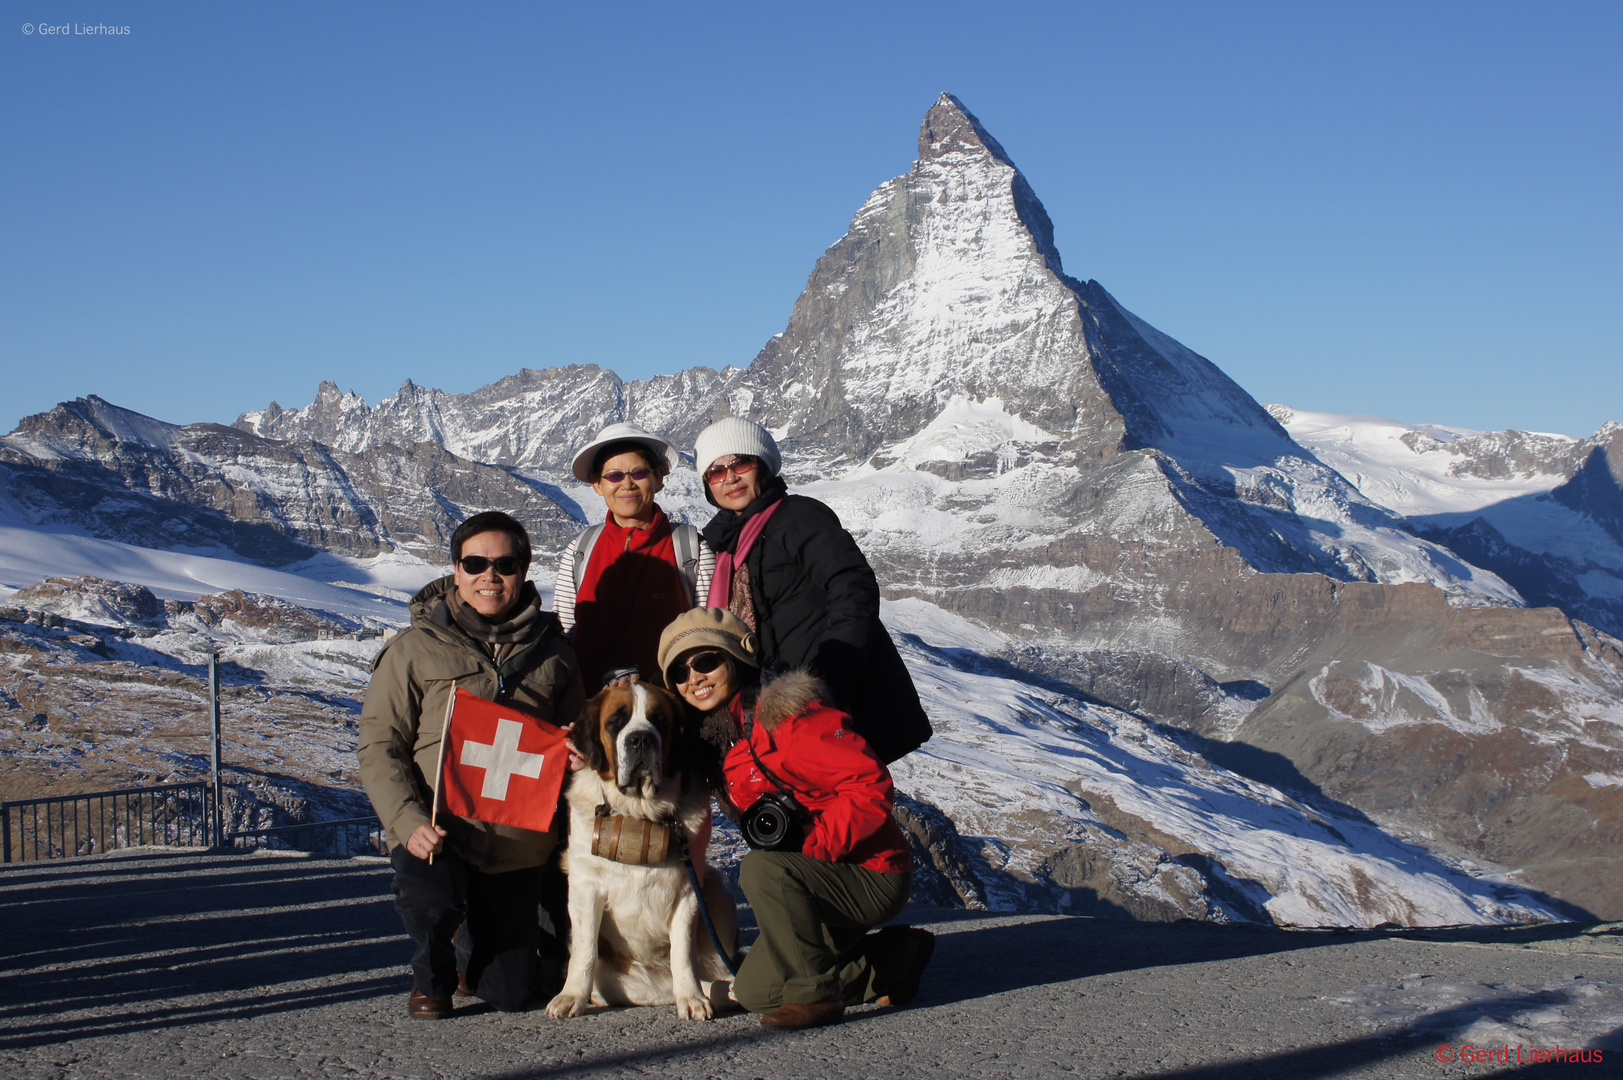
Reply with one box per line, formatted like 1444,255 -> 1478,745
428,682 -> 456,865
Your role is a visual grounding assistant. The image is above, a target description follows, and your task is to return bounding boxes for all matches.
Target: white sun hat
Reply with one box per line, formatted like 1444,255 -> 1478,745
570,422 -> 681,484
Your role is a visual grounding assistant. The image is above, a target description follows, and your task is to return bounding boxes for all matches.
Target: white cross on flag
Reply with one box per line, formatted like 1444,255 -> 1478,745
438,688 -> 569,833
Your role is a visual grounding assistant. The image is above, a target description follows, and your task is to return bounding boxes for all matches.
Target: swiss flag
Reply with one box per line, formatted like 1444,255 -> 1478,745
438,688 -> 570,833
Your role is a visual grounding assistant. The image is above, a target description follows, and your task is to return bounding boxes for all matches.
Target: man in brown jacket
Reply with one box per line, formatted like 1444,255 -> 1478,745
358,511 -> 585,1019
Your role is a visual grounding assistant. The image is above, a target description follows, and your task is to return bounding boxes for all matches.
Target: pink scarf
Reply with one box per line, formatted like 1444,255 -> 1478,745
707,499 -> 784,608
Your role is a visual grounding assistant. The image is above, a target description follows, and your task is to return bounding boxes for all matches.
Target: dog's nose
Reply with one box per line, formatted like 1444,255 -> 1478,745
624,731 -> 657,755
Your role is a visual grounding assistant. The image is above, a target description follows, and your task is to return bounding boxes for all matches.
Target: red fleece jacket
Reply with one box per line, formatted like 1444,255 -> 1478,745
723,676 -> 911,874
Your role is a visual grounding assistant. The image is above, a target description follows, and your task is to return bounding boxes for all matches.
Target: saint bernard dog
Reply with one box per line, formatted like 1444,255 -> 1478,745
545,681 -> 737,1020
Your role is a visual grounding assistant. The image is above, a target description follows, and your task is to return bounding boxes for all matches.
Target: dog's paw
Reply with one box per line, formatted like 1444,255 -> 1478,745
674,994 -> 714,1021
546,991 -> 587,1019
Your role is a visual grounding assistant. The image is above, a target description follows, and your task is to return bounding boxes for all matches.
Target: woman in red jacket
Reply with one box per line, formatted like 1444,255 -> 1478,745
656,608 -> 935,1030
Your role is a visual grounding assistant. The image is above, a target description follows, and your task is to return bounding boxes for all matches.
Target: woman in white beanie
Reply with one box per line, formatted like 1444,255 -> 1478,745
554,422 -> 714,688
691,417 -> 930,764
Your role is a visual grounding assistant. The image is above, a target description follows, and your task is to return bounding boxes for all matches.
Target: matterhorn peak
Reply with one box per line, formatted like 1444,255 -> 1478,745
727,93 -> 1306,470
918,92 -> 1016,167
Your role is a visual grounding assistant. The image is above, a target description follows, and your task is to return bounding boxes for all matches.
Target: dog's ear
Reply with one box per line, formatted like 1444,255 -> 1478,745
577,689 -> 610,774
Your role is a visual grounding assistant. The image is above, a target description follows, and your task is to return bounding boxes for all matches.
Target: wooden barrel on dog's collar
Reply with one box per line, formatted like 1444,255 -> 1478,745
590,805 -> 672,865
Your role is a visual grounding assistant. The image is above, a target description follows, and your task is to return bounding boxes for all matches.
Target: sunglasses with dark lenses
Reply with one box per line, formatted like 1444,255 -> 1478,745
457,555 -> 525,576
598,467 -> 654,484
670,650 -> 728,684
703,457 -> 759,486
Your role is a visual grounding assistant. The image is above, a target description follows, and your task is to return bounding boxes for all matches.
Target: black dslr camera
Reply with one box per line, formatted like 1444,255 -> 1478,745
740,789 -> 810,852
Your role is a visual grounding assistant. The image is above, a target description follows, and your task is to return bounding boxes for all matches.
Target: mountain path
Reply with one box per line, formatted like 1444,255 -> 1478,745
2,851 -> 1619,1079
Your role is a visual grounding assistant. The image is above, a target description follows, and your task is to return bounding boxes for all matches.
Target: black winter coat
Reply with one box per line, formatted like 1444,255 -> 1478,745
703,481 -> 931,763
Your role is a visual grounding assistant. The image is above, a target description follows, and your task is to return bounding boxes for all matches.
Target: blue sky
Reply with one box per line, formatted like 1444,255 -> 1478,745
3,1 -> 1619,439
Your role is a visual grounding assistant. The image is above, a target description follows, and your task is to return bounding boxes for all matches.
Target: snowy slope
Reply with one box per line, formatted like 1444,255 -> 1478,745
1265,402 -> 1623,591
882,599 -> 1565,927
0,496 -> 427,620
1269,406 -> 1576,517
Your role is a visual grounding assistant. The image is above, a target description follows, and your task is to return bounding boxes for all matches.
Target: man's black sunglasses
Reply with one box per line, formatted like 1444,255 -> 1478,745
457,555 -> 525,576
670,650 -> 728,684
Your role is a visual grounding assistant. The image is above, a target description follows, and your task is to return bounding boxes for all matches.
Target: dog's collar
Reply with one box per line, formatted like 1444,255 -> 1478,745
590,803 -> 678,865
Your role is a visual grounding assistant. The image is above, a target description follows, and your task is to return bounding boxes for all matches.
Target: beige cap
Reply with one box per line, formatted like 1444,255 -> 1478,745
657,608 -> 759,687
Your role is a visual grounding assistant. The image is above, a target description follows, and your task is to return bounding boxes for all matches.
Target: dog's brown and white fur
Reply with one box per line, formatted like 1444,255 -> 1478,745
545,681 -> 737,1020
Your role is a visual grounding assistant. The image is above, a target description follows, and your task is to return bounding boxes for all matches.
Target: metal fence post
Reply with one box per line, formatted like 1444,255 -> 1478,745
209,651 -> 224,848
2,803 -> 10,864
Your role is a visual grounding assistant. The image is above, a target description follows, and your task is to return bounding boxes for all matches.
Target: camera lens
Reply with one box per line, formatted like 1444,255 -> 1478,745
748,808 -> 784,848
742,791 -> 805,851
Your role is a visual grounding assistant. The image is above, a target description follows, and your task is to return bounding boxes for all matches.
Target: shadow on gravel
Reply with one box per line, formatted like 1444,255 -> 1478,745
0,848 -> 223,886
917,914 -> 1344,1005
0,975 -> 402,1052
0,851 -> 400,1051
1121,988 -> 1614,1079
911,911 -> 1615,1009
483,1032 -> 768,1080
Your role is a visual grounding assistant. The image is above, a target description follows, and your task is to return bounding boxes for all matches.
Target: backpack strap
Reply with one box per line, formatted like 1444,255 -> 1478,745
573,520 -> 699,603
570,523 -> 606,593
673,523 -> 700,604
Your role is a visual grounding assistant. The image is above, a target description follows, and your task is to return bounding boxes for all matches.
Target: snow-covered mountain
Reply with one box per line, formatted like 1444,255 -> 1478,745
0,394 -> 582,563
1273,406 -> 1623,636
3,94 -> 1622,922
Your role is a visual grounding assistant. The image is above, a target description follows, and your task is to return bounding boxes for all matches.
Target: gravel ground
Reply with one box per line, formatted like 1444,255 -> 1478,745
2,850 -> 1620,1080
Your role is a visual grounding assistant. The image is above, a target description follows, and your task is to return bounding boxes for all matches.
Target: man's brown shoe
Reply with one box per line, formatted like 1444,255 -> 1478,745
760,1000 -> 844,1030
408,987 -> 454,1019
455,970 -> 472,997
874,926 -> 935,1006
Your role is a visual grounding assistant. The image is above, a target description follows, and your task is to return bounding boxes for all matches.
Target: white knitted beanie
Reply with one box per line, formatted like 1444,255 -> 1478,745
693,417 -> 782,478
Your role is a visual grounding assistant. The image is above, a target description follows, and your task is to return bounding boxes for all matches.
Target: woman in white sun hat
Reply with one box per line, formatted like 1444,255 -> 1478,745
554,422 -> 713,688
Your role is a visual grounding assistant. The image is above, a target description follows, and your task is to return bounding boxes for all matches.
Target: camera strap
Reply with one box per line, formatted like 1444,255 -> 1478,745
744,727 -> 808,804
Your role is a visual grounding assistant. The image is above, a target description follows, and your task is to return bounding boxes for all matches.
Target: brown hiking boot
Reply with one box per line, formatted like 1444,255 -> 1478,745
408,987 -> 454,1019
760,999 -> 844,1029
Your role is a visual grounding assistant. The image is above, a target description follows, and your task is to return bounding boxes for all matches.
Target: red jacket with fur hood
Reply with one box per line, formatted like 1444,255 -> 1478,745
723,670 -> 911,874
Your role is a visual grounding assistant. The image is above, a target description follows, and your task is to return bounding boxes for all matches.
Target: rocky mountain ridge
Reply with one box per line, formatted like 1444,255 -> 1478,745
1,394 -> 580,562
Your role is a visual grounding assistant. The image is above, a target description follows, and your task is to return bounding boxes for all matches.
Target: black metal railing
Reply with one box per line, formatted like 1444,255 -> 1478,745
1,781 -> 214,863
0,784 -> 386,864
226,816 -> 387,858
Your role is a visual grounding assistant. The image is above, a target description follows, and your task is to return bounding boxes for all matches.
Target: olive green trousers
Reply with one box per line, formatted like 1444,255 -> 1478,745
734,849 -> 912,1012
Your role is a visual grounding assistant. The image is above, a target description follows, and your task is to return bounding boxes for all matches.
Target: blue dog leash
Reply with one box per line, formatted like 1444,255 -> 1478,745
676,827 -> 741,978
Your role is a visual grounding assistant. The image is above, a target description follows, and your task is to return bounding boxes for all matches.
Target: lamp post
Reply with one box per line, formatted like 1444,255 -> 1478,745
209,651 -> 223,848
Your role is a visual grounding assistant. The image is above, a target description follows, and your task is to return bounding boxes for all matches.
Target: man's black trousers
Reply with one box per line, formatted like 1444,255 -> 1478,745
390,846 -> 554,1012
